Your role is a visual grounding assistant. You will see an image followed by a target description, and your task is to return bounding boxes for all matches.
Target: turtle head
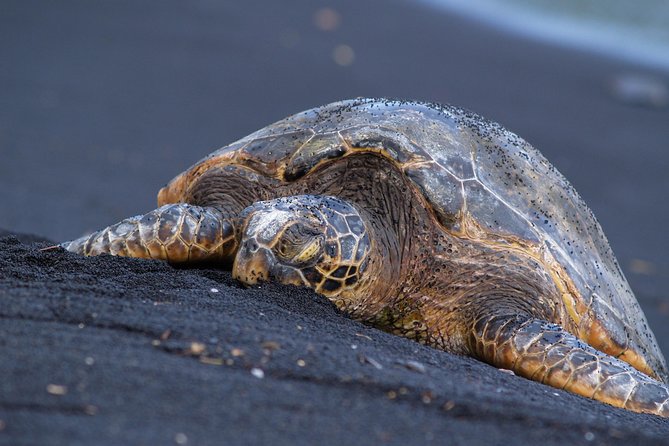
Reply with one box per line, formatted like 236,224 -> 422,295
232,195 -> 371,299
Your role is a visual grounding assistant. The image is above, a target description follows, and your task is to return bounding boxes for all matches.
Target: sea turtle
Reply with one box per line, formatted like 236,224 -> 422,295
62,98 -> 669,416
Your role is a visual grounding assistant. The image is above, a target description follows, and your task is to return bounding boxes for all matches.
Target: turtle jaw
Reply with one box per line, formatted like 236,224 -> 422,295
232,240 -> 307,287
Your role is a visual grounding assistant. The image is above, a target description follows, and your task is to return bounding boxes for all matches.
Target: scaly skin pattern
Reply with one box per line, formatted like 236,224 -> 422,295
232,196 -> 371,296
63,204 -> 239,265
61,98 -> 669,417
470,316 -> 669,416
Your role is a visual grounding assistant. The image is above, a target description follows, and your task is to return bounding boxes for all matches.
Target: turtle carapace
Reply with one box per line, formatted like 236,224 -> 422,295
62,98 -> 669,417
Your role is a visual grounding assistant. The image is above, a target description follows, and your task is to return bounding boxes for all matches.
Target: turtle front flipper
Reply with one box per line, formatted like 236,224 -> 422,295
62,204 -> 239,265
469,315 -> 669,417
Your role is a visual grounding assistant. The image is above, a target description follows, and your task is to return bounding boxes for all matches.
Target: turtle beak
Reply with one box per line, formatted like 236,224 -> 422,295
232,240 -> 274,286
232,239 -> 307,288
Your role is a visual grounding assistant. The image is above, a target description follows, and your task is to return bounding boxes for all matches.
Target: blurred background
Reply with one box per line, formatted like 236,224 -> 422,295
1,0 -> 668,344
429,0 -> 669,71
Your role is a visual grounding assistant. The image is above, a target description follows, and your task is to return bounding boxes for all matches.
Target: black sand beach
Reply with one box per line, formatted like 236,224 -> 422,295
1,0 -> 668,444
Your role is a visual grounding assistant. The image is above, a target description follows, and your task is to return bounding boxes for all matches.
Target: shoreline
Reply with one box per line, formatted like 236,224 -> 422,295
422,0 -> 669,73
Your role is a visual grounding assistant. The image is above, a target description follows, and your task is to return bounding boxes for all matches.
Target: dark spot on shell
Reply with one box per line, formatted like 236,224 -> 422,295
331,266 -> 348,278
323,279 -> 342,292
325,242 -> 338,258
302,267 -> 324,284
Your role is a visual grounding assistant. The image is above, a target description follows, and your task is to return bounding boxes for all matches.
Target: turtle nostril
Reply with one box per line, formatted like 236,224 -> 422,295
245,239 -> 259,253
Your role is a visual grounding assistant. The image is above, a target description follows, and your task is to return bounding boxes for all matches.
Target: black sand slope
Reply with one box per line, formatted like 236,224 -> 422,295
0,235 -> 667,445
2,0 -> 669,444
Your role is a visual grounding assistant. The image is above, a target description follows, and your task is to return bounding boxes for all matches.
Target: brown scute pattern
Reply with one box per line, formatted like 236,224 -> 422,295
311,199 -> 371,297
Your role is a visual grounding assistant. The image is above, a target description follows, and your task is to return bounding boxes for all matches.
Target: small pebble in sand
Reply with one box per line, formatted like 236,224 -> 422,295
231,348 -> 245,357
199,357 -> 224,366
358,354 -> 383,370
209,288 -> 219,293
296,359 -> 306,367
188,342 -> 206,355
584,431 -> 595,442
251,368 -> 265,379
46,384 -> 68,395
402,360 -> 426,373
84,357 -> 95,366
421,392 -> 433,404
261,341 -> 281,351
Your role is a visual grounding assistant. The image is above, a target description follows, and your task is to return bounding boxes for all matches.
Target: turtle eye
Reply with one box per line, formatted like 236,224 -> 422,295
292,238 -> 322,264
274,223 -> 323,266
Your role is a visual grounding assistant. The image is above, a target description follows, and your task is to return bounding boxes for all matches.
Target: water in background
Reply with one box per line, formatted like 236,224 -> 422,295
423,0 -> 669,71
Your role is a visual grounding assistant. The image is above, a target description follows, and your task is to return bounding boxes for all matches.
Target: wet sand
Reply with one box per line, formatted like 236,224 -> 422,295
1,0 -> 668,443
